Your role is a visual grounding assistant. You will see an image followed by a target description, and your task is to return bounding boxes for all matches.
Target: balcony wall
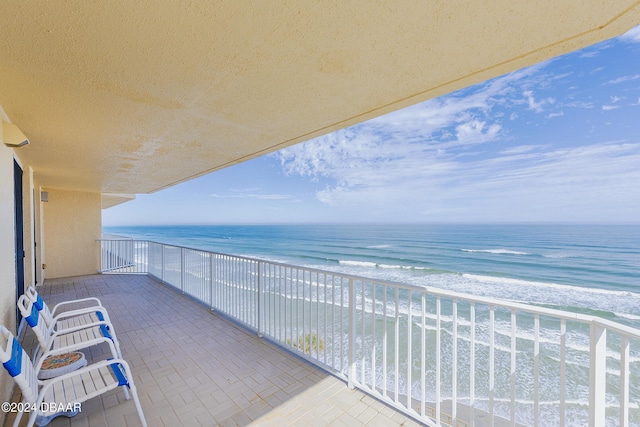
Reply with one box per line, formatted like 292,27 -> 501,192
41,189 -> 102,279
0,119 -> 104,424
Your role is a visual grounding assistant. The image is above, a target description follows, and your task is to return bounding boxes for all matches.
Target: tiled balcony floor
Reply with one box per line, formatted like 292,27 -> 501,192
6,274 -> 422,427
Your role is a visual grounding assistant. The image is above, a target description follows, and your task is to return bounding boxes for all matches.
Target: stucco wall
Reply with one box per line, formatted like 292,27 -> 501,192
0,127 -> 100,421
0,125 -> 17,424
42,189 -> 101,279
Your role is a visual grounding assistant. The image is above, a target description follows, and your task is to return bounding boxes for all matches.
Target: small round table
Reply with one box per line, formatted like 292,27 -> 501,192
38,352 -> 87,379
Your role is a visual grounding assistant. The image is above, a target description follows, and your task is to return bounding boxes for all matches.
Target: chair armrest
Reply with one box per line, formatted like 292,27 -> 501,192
51,306 -> 112,326
36,357 -> 128,393
48,320 -> 114,340
50,297 -> 104,317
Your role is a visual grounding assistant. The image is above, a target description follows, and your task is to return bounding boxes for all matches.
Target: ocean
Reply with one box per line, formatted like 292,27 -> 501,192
103,223 -> 640,425
103,223 -> 640,329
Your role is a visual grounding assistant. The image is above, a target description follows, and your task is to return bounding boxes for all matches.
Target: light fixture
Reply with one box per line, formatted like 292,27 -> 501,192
3,120 -> 30,148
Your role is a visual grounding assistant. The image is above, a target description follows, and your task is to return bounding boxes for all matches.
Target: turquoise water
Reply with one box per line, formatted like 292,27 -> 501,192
104,223 -> 640,328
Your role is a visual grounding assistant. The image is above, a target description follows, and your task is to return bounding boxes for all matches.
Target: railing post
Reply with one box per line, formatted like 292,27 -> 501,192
180,247 -> 185,294
161,244 -> 165,282
128,239 -> 133,272
257,262 -> 263,337
209,253 -> 215,311
348,278 -> 356,389
97,240 -> 103,272
145,240 -> 150,274
589,323 -> 606,427
147,242 -> 152,276
620,335 -> 630,427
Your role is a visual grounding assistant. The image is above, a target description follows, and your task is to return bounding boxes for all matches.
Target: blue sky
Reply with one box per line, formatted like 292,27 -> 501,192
104,26 -> 640,226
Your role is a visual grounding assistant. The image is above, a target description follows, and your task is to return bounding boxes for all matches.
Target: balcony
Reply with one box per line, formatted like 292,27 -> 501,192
97,239 -> 640,426
7,273 -> 422,427
8,239 -> 639,426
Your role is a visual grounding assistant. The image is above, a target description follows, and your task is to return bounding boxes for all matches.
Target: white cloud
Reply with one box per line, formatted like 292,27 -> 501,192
455,120 -> 501,145
499,145 -> 544,155
276,69 -> 541,181
523,90 -> 555,112
619,25 -> 640,43
605,74 -> 640,85
278,106 -> 640,219
580,51 -> 600,58
272,44 -> 640,222
361,63 -> 551,142
211,192 -> 294,200
579,44 -> 613,60
308,141 -> 640,221
564,101 -> 594,109
251,194 -> 294,200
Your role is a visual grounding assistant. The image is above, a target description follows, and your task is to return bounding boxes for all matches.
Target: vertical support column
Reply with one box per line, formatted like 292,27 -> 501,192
589,323 -> 606,427
348,277 -> 356,389
257,262 -> 263,337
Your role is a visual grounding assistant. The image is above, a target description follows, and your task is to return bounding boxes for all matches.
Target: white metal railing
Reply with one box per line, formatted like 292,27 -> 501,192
98,239 -> 640,426
99,239 -> 148,273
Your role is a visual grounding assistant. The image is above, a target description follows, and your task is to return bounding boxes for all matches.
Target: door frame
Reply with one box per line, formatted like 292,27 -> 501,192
13,159 -> 25,331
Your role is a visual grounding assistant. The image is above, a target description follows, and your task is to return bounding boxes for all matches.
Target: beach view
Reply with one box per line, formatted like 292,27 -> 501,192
100,224 -> 640,426
101,25 -> 640,427
2,4 -> 639,427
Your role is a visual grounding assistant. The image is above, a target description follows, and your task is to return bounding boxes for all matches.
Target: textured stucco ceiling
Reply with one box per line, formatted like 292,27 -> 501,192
1,1 -> 639,206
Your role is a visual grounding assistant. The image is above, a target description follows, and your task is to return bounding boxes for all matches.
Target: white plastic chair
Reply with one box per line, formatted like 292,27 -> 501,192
24,286 -> 112,333
17,295 -> 124,362
0,325 -> 147,427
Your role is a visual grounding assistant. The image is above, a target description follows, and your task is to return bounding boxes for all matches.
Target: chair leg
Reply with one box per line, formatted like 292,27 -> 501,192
11,409 -> 24,427
131,386 -> 148,427
25,410 -> 37,427
120,361 -> 147,427
121,384 -> 131,400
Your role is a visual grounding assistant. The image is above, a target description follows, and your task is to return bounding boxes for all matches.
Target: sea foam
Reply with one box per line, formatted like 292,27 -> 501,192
461,248 -> 530,255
